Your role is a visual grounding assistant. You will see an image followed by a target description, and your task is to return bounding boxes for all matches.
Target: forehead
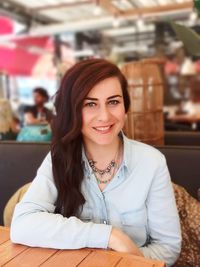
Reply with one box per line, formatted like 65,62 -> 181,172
34,92 -> 44,98
87,77 -> 122,98
34,92 -> 41,96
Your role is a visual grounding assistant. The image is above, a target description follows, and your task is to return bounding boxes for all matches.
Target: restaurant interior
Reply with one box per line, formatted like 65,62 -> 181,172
0,0 -> 199,266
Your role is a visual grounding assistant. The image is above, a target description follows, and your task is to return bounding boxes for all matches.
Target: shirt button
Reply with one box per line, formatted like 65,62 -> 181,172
103,220 -> 107,224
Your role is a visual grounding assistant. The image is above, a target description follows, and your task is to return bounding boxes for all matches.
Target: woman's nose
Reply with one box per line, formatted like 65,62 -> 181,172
97,105 -> 110,122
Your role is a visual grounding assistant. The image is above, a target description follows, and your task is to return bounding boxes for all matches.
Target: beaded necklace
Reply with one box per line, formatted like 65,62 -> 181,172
88,140 -> 122,184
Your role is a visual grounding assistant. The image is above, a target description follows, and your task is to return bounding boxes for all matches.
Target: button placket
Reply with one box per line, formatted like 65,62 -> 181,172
101,192 -> 109,225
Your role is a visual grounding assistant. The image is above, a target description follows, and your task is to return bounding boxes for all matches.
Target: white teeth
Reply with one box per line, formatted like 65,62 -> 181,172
94,126 -> 111,131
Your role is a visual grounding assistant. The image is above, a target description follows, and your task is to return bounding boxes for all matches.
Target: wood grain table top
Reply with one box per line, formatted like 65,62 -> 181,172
0,226 -> 166,267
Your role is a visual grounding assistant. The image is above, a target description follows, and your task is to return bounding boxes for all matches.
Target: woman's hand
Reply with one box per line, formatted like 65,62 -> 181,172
108,227 -> 144,257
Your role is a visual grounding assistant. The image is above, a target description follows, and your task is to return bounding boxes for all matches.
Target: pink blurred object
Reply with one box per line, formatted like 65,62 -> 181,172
0,16 -> 56,77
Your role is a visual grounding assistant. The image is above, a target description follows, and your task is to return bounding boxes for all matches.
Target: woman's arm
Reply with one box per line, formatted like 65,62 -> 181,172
140,154 -> 182,266
10,153 -> 112,249
108,227 -> 144,257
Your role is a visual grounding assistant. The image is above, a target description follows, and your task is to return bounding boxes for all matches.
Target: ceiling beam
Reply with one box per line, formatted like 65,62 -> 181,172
122,1 -> 193,17
0,0 -> 58,24
98,0 -> 122,15
31,1 -> 92,11
0,16 -> 116,42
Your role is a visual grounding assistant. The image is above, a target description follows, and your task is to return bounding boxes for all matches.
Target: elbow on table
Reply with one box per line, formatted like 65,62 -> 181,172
10,221 -> 24,245
10,216 -> 33,246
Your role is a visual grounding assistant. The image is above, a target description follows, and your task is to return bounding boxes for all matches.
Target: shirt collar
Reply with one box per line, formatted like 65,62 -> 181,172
120,131 -> 132,175
81,146 -> 92,177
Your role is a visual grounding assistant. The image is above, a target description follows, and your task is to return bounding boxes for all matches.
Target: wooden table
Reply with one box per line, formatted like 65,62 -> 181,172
0,227 -> 165,267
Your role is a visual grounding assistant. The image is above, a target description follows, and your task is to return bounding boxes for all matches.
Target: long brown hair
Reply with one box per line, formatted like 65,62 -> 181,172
51,59 -> 130,217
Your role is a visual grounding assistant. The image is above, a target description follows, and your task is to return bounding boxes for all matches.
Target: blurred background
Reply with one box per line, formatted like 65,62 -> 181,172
1,0 -> 200,142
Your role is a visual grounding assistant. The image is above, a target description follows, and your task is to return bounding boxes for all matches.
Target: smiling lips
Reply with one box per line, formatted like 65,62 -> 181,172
93,125 -> 113,134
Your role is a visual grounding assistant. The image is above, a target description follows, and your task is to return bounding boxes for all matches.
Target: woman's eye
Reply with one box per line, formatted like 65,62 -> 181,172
108,100 -> 119,105
84,102 -> 96,107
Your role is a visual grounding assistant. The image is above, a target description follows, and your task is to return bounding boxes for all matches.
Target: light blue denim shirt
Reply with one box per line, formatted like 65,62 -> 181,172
11,135 -> 181,266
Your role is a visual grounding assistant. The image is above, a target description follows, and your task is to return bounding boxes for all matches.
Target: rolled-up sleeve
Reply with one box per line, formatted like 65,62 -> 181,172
10,152 -> 112,249
140,154 -> 182,267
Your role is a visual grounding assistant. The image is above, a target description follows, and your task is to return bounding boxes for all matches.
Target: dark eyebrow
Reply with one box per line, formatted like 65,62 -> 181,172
84,95 -> 122,101
84,97 -> 98,101
107,95 -> 122,100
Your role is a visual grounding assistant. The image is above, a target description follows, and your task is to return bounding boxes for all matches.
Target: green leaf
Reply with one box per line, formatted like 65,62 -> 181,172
194,0 -> 200,15
170,21 -> 200,56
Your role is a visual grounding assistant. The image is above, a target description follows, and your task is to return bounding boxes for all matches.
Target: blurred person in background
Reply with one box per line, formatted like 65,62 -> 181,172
0,98 -> 20,140
183,77 -> 200,122
23,106 -> 39,125
32,87 -> 53,124
17,87 -> 53,127
17,106 -> 52,142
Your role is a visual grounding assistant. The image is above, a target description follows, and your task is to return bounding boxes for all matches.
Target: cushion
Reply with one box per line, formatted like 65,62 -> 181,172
173,183 -> 200,267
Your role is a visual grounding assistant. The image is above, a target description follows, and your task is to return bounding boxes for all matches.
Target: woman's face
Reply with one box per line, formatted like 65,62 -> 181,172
81,77 -> 126,147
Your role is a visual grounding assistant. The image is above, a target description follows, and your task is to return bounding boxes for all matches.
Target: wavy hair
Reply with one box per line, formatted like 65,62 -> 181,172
51,59 -> 130,217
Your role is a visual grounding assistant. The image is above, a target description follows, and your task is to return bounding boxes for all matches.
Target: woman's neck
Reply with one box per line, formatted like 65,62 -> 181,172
84,137 -> 121,169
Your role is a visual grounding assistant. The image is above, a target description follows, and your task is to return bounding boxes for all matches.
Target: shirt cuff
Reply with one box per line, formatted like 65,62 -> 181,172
87,223 -> 112,249
139,246 -> 149,258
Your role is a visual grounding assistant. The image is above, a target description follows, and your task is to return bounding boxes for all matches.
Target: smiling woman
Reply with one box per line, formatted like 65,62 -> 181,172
81,77 -> 126,146
10,59 -> 181,267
